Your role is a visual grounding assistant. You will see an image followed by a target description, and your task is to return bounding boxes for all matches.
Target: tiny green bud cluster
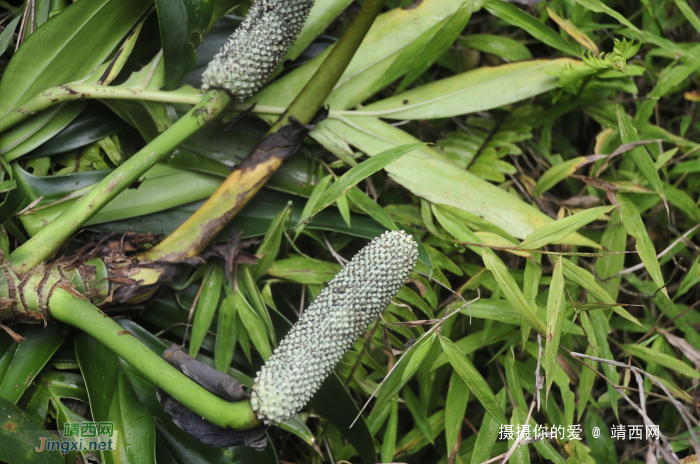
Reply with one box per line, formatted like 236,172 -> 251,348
250,230 -> 418,424
201,0 -> 314,101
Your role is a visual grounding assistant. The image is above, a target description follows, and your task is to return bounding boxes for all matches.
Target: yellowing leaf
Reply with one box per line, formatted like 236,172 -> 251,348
547,8 -> 598,53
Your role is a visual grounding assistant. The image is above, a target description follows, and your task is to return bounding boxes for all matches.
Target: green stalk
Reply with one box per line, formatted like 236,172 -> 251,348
49,287 -> 261,430
8,90 -> 231,274
141,0 -> 387,262
0,84 -> 287,134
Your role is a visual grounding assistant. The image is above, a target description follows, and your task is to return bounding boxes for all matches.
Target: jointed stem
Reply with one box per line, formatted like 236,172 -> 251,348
49,287 -> 261,430
8,90 -> 232,273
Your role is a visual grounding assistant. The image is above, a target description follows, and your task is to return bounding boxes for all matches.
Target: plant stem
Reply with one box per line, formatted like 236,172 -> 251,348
140,0 -> 387,262
0,84 -> 287,134
7,90 -> 231,274
49,287 -> 261,430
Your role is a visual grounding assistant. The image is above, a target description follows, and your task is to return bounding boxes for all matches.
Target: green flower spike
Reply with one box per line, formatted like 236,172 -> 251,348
250,230 -> 418,424
201,0 -> 315,100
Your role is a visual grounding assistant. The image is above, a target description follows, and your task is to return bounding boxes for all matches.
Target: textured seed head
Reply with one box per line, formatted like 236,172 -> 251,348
201,0 -> 314,101
250,230 -> 418,424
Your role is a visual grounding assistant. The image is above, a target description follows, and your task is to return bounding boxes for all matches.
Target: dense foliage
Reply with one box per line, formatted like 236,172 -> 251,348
0,0 -> 699,463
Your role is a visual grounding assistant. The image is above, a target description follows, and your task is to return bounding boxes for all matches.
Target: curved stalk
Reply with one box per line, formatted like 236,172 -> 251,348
49,287 -> 261,430
0,84 -> 288,134
8,90 -> 232,273
140,0 -> 387,262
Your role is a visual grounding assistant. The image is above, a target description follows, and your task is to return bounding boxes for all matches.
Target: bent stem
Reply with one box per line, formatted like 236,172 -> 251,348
8,89 -> 232,274
141,0 -> 387,262
0,84 -> 288,134
49,287 -> 261,430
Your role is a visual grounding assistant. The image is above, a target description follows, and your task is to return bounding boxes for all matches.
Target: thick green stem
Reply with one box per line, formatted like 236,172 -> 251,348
141,0 -> 387,262
0,84 -> 287,134
8,90 -> 232,273
270,0 -> 386,132
49,287 -> 261,430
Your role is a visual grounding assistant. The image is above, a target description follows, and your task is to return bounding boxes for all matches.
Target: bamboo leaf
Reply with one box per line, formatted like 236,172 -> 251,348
377,333 -> 435,406
190,263 -> 224,358
346,186 -> 397,230
533,155 -> 605,198
235,290 -> 272,360
617,194 -> 667,299
482,248 -> 546,333
359,60 -> 578,120
469,388 -> 506,464
214,294 -> 237,372
479,0 -> 579,55
572,0 -> 639,32
545,257 -> 565,398
381,401 -> 399,463
308,143 -> 424,220
445,369 -> 470,455
253,202 -> 292,280
518,205 -> 612,250
622,344 -> 700,379
439,334 -> 507,424
459,33 -> 532,62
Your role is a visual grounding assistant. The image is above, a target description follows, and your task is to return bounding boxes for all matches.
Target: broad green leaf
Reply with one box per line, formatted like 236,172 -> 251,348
19,164 -> 223,236
395,0 -> 474,92
617,193 -> 667,299
533,155 -> 605,198
253,0 -> 482,116
0,103 -> 86,159
459,34 -> 532,62
0,0 -> 153,115
75,332 -> 156,464
253,202 -> 292,280
214,294 -> 237,372
0,396 -> 64,463
622,344 -> 700,379
359,59 -> 578,119
315,116 -> 598,246
190,263 -> 224,358
479,0 -> 579,55
155,0 -> 213,89
518,205 -> 612,250
0,15 -> 21,56
267,256 -> 341,284
469,388 -> 506,464
381,401 -> 399,463
308,143 -> 424,220
238,264 -> 275,342
544,257 -> 565,398
439,334 -> 507,424
431,324 -> 517,370
0,326 -> 66,404
482,248 -> 546,333
445,369 -> 470,455
235,290 -> 272,360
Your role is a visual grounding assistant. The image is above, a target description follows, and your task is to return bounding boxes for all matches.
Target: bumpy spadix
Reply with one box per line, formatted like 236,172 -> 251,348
250,230 -> 418,424
201,0 -> 315,101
